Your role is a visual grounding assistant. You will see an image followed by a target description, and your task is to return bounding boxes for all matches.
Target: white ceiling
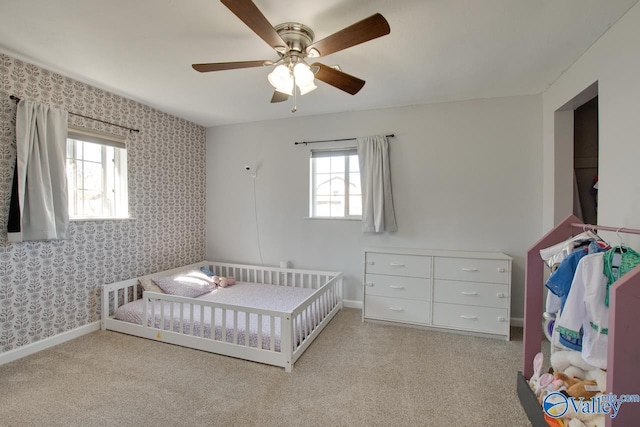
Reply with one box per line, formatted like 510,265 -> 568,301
0,0 -> 638,127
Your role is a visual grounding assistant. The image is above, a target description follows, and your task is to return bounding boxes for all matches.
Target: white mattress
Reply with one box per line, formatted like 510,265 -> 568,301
114,282 -> 317,352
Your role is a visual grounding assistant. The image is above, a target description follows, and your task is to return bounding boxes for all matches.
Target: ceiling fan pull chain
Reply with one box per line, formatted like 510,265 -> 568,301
291,71 -> 297,113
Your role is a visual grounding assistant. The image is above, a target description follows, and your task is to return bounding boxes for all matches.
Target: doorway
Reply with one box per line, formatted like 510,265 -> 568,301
573,96 -> 598,224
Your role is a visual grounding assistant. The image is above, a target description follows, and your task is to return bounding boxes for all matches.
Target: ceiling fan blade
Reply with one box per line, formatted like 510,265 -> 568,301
312,63 -> 365,95
270,91 -> 289,103
192,60 -> 271,72
306,13 -> 390,58
221,0 -> 287,51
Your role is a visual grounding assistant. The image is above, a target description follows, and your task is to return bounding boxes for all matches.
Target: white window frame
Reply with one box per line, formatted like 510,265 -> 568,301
66,127 -> 129,219
309,148 -> 362,219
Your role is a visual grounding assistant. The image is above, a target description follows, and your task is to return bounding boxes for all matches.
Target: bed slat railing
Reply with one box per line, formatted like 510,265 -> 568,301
140,292 -> 289,351
290,273 -> 343,356
205,262 -> 337,291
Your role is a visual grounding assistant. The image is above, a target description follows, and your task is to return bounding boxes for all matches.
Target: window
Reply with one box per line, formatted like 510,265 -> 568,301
310,148 -> 361,218
66,128 -> 128,219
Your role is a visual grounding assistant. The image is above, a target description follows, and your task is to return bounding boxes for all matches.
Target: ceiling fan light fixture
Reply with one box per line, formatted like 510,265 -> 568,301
297,81 -> 317,95
277,81 -> 294,96
293,62 -> 314,86
268,64 -> 294,95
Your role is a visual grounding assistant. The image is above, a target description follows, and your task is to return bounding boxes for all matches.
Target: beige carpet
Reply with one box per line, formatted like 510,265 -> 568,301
0,309 -> 532,426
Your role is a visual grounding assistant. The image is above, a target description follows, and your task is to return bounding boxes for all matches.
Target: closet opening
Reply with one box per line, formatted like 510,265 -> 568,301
573,96 -> 598,225
552,80 -> 598,225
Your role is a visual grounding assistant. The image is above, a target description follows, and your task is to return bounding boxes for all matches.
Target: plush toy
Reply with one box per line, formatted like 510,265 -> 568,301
529,352 -> 544,387
212,275 -> 236,288
544,413 -> 566,427
528,352 -> 566,401
551,350 -> 598,379
585,368 -> 606,394
536,374 -> 565,394
562,407 -> 605,427
554,372 -> 600,400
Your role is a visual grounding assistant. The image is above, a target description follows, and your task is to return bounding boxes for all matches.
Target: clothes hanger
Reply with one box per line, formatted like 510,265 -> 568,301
610,228 -> 625,273
539,225 -> 605,269
580,224 -> 608,245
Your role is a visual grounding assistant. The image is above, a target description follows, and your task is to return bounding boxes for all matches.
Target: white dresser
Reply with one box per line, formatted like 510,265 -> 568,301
363,248 -> 512,340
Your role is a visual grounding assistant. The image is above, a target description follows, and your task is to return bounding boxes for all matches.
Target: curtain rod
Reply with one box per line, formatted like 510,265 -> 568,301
9,95 -> 140,134
294,134 -> 395,146
571,223 -> 640,235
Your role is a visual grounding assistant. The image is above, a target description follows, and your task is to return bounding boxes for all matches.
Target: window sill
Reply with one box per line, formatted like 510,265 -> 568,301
70,217 -> 135,222
305,217 -> 361,221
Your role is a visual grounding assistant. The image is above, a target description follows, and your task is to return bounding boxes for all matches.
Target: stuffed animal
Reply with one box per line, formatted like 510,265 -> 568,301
212,276 -> 236,288
553,372 -> 600,400
538,373 -> 565,394
585,368 -> 606,394
529,352 -> 566,401
551,350 -> 598,379
529,352 -> 544,388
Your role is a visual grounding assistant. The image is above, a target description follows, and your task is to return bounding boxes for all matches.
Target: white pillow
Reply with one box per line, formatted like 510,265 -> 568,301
153,270 -> 215,298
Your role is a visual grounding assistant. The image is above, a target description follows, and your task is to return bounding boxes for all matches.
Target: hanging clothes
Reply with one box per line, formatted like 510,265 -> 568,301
556,252 -> 609,369
539,231 -> 605,314
602,247 -> 640,306
545,241 -> 608,351
546,241 -> 608,311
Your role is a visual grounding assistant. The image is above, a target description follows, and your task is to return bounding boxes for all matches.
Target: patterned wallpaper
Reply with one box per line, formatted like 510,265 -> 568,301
0,54 -> 206,353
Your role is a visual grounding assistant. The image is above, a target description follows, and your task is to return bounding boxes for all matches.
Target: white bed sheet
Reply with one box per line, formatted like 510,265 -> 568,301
114,282 -> 317,352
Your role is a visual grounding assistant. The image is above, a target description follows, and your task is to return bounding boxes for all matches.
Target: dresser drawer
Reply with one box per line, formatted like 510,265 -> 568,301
365,252 -> 431,278
434,257 -> 509,284
432,303 -> 508,335
433,280 -> 509,308
364,295 -> 430,325
365,274 -> 430,301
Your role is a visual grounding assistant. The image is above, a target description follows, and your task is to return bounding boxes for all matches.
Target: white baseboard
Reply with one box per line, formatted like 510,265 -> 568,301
511,317 -> 524,328
343,299 -> 363,310
0,321 -> 101,366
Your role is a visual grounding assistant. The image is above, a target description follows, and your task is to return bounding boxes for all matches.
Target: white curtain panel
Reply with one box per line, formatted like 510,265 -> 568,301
8,99 -> 69,242
357,135 -> 397,233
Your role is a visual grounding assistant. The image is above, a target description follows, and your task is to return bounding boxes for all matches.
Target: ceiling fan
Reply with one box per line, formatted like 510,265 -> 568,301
192,0 -> 391,111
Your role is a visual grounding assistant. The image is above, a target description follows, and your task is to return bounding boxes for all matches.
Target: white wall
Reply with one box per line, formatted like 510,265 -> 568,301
206,95 -> 542,319
542,1 -> 640,249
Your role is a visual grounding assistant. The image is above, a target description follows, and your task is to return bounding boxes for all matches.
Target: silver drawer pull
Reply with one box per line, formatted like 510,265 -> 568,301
364,282 -> 374,287
366,261 -> 375,265
460,315 -> 478,320
389,307 -> 404,312
496,292 -> 506,298
497,316 -> 506,322
497,267 -> 506,273
389,263 -> 405,267
461,268 -> 479,272
461,291 -> 478,296
389,285 -> 405,289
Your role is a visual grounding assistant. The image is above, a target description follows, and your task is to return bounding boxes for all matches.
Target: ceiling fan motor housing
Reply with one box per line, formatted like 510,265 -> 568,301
274,22 -> 315,55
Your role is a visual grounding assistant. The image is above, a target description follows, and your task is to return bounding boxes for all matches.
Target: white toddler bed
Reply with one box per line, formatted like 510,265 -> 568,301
101,261 -> 343,372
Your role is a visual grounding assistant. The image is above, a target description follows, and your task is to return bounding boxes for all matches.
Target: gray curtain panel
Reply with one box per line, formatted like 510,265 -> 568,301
8,99 -> 69,242
357,134 -> 397,233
